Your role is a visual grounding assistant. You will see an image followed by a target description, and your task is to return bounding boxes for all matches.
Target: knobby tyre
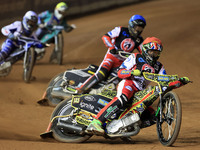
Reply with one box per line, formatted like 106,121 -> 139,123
23,47 -> 36,83
156,91 -> 182,146
46,72 -> 65,106
57,33 -> 63,65
51,98 -> 91,143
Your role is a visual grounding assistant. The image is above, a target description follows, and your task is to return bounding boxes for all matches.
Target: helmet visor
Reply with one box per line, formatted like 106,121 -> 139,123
58,10 -> 66,15
27,20 -> 37,27
147,50 -> 161,58
129,26 -> 144,37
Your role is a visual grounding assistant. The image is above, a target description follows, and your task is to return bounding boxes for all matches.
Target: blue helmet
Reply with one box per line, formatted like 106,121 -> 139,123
128,15 -> 146,38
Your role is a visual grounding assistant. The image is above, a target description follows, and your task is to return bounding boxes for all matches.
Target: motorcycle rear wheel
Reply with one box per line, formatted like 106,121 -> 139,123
51,98 -> 92,143
23,47 -> 36,83
46,72 -> 65,106
156,91 -> 182,146
56,33 -> 63,65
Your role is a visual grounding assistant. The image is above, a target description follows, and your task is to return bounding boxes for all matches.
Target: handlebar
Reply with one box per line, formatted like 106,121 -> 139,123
18,36 -> 40,43
52,26 -> 65,30
17,36 -> 49,48
116,49 -> 132,58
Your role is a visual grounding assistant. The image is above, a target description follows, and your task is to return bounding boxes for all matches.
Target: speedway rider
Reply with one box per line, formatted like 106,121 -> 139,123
86,37 -> 190,134
76,15 -> 146,93
35,2 -> 75,63
0,11 -> 43,70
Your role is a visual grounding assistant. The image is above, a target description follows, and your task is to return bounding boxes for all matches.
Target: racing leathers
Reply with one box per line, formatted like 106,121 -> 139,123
35,10 -> 74,43
95,53 -> 166,123
0,21 -> 42,64
77,26 -> 144,93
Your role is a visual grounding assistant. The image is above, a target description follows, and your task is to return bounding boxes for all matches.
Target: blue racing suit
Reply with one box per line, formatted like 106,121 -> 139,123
0,21 -> 43,63
35,10 -> 74,43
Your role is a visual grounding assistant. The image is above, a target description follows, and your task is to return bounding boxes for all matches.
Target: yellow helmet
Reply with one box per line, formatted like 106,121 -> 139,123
54,2 -> 68,20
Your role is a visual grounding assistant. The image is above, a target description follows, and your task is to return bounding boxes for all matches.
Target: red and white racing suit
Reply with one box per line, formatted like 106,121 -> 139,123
77,26 -> 144,91
96,53 -> 166,123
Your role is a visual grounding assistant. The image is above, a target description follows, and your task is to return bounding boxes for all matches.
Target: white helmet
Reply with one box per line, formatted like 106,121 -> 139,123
54,2 -> 68,20
22,11 -> 38,31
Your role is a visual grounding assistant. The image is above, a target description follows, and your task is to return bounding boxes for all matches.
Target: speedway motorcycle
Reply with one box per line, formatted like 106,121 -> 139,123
38,25 -> 75,65
40,72 -> 191,146
37,50 -> 131,106
0,36 -> 46,83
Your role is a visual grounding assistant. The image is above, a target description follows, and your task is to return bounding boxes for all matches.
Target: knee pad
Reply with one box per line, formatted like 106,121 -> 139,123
118,94 -> 128,107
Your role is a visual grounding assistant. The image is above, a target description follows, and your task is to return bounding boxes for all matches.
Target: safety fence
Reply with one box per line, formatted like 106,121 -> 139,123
0,0 -> 148,28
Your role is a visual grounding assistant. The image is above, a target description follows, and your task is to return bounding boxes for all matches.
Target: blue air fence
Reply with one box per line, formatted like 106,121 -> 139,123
0,0 -> 148,28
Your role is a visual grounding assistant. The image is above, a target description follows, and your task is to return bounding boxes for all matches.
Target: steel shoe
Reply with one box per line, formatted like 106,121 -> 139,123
86,119 -> 105,135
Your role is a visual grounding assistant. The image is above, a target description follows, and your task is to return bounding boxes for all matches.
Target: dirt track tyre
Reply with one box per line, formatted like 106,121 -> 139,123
23,47 -> 36,83
51,98 -> 92,143
156,91 -> 182,146
56,33 -> 63,65
46,72 -> 65,106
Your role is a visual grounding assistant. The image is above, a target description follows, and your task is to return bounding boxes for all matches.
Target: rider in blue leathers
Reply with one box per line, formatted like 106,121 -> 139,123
0,11 -> 43,69
36,2 -> 75,43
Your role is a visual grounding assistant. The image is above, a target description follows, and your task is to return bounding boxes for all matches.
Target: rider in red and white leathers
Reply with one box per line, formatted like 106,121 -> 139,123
86,37 -> 190,134
76,15 -> 146,93
95,37 -> 166,124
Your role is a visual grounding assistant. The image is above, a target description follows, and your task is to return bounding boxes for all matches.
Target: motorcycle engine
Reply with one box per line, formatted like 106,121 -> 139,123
106,112 -> 140,134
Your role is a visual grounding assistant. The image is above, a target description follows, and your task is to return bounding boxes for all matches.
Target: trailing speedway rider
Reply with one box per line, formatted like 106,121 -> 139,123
0,11 -> 44,70
76,14 -> 146,94
86,37 -> 190,135
35,2 -> 76,63
35,2 -> 75,43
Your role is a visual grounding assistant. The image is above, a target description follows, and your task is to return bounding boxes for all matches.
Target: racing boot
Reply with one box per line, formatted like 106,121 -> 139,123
76,67 -> 109,94
35,48 -> 45,60
86,119 -> 105,135
75,75 -> 98,94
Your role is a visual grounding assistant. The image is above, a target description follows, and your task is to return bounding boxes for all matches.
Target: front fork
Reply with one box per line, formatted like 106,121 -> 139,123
23,50 -> 28,69
54,35 -> 58,52
155,95 -> 163,123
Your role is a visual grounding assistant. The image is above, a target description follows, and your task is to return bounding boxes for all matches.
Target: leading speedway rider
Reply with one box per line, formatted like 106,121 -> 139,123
85,37 -> 190,135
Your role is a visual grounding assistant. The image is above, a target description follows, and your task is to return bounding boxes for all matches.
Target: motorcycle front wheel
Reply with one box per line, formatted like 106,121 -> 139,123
51,98 -> 92,143
49,33 -> 63,65
23,47 -> 36,83
156,91 -> 182,146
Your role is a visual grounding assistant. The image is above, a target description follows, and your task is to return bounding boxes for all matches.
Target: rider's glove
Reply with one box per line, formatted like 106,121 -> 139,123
70,24 -> 76,29
38,23 -> 46,28
179,77 -> 190,84
8,32 -> 20,40
110,49 -> 117,54
44,22 -> 53,28
131,69 -> 141,76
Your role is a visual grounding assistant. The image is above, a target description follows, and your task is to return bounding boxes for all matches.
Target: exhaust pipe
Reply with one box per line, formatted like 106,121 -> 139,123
51,87 -> 71,98
57,122 -> 84,135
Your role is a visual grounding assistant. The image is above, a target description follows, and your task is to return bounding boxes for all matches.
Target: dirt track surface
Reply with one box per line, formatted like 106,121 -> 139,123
0,0 -> 200,149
